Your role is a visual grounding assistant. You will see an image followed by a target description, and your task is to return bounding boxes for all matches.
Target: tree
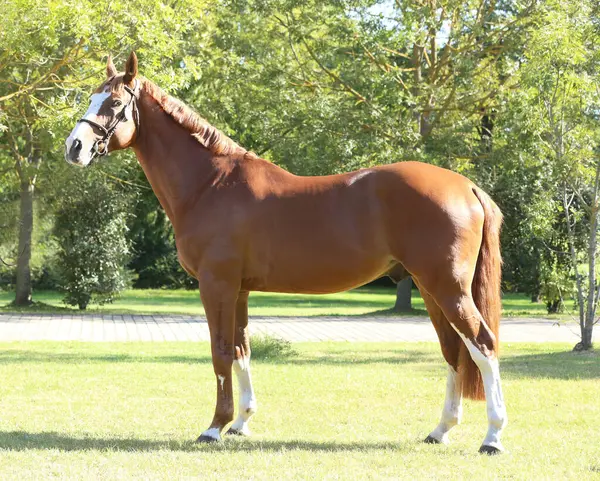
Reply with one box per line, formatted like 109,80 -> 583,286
516,0 -> 599,348
0,0 -> 206,303
394,277 -> 413,311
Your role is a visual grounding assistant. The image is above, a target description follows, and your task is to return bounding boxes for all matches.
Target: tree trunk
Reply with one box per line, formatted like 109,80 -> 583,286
580,159 -> 600,350
394,277 -> 412,311
563,185 -> 586,341
479,108 -> 494,153
579,325 -> 594,351
14,180 -> 34,306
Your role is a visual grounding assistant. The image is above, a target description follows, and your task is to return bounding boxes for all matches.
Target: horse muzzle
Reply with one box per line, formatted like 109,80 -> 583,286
64,137 -> 95,167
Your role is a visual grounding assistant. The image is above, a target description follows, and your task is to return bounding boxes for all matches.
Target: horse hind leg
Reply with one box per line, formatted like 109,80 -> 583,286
433,288 -> 508,454
418,287 -> 463,445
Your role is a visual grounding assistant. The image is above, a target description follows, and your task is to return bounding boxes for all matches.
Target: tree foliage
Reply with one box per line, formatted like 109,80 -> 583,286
0,0 -> 207,303
0,0 -> 599,347
515,0 -> 600,346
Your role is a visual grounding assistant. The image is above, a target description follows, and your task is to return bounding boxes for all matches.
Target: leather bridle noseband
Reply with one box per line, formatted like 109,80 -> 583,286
77,79 -> 140,159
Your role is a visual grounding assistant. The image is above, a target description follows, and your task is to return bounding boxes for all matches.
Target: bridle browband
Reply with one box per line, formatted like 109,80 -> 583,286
77,79 -> 140,159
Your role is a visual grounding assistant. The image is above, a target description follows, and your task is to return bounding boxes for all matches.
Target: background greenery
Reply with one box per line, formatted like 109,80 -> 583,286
0,287 -> 575,318
1,0 -> 600,334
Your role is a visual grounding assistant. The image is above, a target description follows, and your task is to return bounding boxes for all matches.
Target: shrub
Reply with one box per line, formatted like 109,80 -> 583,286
53,173 -> 132,309
250,333 -> 297,360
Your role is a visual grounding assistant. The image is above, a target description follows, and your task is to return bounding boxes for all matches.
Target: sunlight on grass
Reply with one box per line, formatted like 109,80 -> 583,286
0,287 -> 578,318
0,287 -> 424,317
0,342 -> 597,479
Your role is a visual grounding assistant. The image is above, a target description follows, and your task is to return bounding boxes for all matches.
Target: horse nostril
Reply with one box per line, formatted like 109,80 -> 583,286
72,139 -> 82,152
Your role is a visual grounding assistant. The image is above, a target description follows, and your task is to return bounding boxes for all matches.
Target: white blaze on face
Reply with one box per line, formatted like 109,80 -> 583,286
229,356 -> 257,435
65,91 -> 111,166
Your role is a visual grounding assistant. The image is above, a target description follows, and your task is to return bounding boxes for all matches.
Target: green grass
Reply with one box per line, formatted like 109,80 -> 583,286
0,287 -> 576,318
0,342 -> 597,479
0,287 -> 425,317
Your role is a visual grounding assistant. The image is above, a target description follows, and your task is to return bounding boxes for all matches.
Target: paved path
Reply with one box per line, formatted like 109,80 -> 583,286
0,313 -> 593,343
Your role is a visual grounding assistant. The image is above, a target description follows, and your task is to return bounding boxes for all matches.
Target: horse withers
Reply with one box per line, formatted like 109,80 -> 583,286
65,52 -> 507,454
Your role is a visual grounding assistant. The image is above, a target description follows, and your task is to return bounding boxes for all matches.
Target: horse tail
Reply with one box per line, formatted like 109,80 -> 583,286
457,187 -> 503,401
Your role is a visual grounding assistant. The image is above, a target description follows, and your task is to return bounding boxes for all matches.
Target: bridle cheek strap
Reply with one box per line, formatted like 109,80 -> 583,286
77,80 -> 140,159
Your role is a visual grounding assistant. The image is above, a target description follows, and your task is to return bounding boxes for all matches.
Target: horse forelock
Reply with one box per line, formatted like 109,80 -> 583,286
94,75 -> 127,95
139,79 -> 254,158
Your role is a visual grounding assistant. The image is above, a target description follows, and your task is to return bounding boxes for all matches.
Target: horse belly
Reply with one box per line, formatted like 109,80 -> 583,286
250,208 -> 392,294
255,250 -> 393,294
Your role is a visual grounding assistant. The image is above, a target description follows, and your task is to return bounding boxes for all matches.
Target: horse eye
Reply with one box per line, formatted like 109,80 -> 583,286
113,99 -> 122,107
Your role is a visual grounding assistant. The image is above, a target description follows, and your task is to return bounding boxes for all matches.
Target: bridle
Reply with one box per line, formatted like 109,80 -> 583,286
77,79 -> 140,159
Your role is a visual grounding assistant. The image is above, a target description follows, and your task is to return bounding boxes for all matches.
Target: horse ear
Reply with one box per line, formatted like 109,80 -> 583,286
106,55 -> 117,78
124,51 -> 138,84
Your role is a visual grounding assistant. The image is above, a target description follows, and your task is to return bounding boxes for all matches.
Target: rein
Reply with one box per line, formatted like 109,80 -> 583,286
77,80 -> 139,159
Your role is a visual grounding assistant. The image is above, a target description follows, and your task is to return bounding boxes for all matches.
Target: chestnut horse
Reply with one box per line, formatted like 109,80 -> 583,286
65,53 -> 507,454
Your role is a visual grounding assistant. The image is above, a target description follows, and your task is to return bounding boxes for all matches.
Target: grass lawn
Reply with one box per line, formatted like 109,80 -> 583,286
0,287 -> 574,318
0,342 -> 598,479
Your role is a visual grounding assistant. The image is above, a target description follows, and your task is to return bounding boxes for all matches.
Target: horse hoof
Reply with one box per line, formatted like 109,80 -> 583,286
225,428 -> 247,437
423,435 -> 442,444
479,445 -> 503,455
196,434 -> 220,444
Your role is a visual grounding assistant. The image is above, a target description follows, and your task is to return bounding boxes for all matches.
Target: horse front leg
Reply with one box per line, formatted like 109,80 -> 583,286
425,365 -> 463,444
226,290 -> 258,436
196,271 -> 239,443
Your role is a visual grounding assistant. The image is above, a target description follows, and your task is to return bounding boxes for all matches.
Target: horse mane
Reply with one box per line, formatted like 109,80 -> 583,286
137,78 -> 255,158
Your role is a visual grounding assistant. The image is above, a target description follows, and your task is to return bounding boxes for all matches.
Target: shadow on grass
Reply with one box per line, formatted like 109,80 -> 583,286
0,301 -> 73,314
3,346 -> 598,378
502,349 -> 600,380
0,430 -> 406,453
0,306 -> 428,318
0,351 -> 213,365
0,349 -> 439,366
248,293 -> 395,308
350,307 -> 428,317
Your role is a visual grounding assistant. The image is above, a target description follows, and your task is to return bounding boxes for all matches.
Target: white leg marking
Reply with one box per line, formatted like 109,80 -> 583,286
217,374 -> 225,391
200,427 -> 221,441
428,365 -> 463,444
463,338 -> 507,450
229,356 -> 257,435
450,321 -> 508,451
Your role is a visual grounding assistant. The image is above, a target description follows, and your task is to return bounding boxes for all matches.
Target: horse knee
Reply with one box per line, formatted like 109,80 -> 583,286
212,346 -> 234,373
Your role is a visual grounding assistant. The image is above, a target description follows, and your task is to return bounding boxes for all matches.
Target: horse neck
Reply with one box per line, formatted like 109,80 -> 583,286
132,91 -> 226,226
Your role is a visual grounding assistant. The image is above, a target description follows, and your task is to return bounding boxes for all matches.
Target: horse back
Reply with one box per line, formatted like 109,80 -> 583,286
235,160 -> 482,293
